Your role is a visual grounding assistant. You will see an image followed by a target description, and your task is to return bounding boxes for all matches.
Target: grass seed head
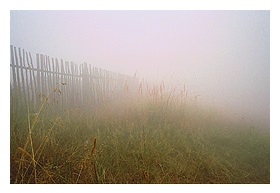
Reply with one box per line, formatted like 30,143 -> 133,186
91,136 -> 97,155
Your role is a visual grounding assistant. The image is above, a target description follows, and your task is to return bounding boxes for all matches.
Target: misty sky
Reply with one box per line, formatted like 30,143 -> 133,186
10,10 -> 270,128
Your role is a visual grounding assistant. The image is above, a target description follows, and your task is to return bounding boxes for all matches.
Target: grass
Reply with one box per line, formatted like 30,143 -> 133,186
10,86 -> 270,184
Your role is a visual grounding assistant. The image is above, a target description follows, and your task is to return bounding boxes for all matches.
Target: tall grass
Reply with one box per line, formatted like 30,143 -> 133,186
10,82 -> 269,184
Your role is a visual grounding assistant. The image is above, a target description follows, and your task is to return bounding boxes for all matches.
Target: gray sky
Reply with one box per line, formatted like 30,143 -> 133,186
10,10 -> 270,128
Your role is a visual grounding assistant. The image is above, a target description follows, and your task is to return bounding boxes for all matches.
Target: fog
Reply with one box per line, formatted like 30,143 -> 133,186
10,10 -> 270,129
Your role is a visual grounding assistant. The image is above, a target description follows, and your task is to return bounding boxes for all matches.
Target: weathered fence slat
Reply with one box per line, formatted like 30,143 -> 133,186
22,49 -> 30,105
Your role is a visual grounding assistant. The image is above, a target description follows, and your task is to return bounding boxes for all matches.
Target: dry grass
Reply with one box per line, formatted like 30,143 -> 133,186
10,82 -> 270,184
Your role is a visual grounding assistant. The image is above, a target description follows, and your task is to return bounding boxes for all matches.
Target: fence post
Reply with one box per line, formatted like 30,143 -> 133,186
82,63 -> 90,108
10,45 -> 18,114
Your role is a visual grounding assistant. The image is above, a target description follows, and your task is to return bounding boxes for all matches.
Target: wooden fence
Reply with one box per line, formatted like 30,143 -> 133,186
10,45 -> 139,113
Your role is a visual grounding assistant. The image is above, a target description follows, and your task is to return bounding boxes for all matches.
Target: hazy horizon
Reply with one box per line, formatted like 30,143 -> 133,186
10,10 -> 270,129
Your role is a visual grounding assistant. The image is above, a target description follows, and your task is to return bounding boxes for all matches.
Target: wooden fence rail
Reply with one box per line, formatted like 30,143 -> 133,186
10,45 -> 139,113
